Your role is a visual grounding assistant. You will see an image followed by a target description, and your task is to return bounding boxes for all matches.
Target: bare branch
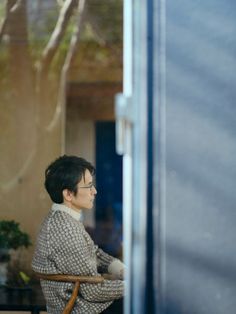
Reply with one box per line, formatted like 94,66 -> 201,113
86,15 -> 106,46
62,0 -> 85,75
39,0 -> 78,76
10,0 -> 22,13
0,0 -> 19,42
0,17 -> 7,41
46,0 -> 86,150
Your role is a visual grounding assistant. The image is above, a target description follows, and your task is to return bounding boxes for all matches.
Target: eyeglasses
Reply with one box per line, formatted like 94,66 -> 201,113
79,183 -> 96,190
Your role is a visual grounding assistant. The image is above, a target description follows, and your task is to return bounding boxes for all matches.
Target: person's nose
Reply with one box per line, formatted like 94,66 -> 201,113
92,185 -> 97,194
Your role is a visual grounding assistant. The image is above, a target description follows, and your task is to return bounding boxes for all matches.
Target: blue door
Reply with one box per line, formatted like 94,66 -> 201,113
95,121 -> 123,256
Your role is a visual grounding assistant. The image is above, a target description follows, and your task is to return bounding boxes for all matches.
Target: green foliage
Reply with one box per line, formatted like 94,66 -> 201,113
0,220 -> 31,250
7,269 -> 31,288
0,1 -> 123,77
19,271 -> 30,284
86,0 -> 123,43
0,2 -> 6,19
28,6 -> 61,60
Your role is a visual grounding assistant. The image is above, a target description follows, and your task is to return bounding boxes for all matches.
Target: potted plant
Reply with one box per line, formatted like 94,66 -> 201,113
0,220 -> 31,286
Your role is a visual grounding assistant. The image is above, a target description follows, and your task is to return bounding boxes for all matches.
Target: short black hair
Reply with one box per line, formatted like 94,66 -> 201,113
44,155 -> 95,203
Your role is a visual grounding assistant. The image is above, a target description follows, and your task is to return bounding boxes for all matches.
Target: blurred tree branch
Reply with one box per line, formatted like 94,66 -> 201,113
0,16 -> 7,41
0,0 -> 19,42
0,0 -> 121,193
37,0 -> 78,82
46,0 -> 86,142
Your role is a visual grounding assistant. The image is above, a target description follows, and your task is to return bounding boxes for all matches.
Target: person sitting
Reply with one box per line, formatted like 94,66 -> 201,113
32,155 -> 124,313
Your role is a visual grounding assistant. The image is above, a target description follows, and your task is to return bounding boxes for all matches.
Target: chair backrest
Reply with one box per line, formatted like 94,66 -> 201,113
35,272 -> 104,314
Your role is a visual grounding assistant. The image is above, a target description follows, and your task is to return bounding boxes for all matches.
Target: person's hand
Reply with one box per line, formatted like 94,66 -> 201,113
108,259 -> 126,280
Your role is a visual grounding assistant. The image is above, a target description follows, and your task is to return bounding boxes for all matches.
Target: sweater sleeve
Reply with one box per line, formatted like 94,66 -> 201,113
95,246 -> 114,273
49,214 -> 124,302
96,246 -> 125,280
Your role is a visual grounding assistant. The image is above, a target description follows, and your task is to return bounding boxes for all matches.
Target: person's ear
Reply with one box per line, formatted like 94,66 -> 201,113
62,189 -> 73,202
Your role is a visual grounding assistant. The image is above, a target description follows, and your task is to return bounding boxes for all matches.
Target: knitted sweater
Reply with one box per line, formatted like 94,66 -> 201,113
32,204 -> 124,314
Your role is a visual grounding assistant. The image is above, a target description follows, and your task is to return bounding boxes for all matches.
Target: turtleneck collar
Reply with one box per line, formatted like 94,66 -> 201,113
51,203 -> 82,222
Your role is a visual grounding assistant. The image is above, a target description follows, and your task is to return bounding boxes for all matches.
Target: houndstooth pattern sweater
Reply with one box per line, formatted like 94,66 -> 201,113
32,204 -> 124,314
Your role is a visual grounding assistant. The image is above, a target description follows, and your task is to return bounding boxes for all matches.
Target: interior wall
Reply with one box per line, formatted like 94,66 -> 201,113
65,105 -> 95,227
0,108 -> 63,275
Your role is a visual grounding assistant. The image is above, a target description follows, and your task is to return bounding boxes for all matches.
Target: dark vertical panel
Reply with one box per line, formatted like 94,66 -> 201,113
95,122 -> 123,220
146,0 -> 155,313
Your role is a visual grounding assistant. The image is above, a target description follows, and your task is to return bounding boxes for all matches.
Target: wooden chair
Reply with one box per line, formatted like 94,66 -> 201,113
35,272 -> 105,314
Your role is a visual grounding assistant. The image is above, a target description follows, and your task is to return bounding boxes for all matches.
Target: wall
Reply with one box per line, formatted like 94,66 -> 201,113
66,104 -> 96,227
